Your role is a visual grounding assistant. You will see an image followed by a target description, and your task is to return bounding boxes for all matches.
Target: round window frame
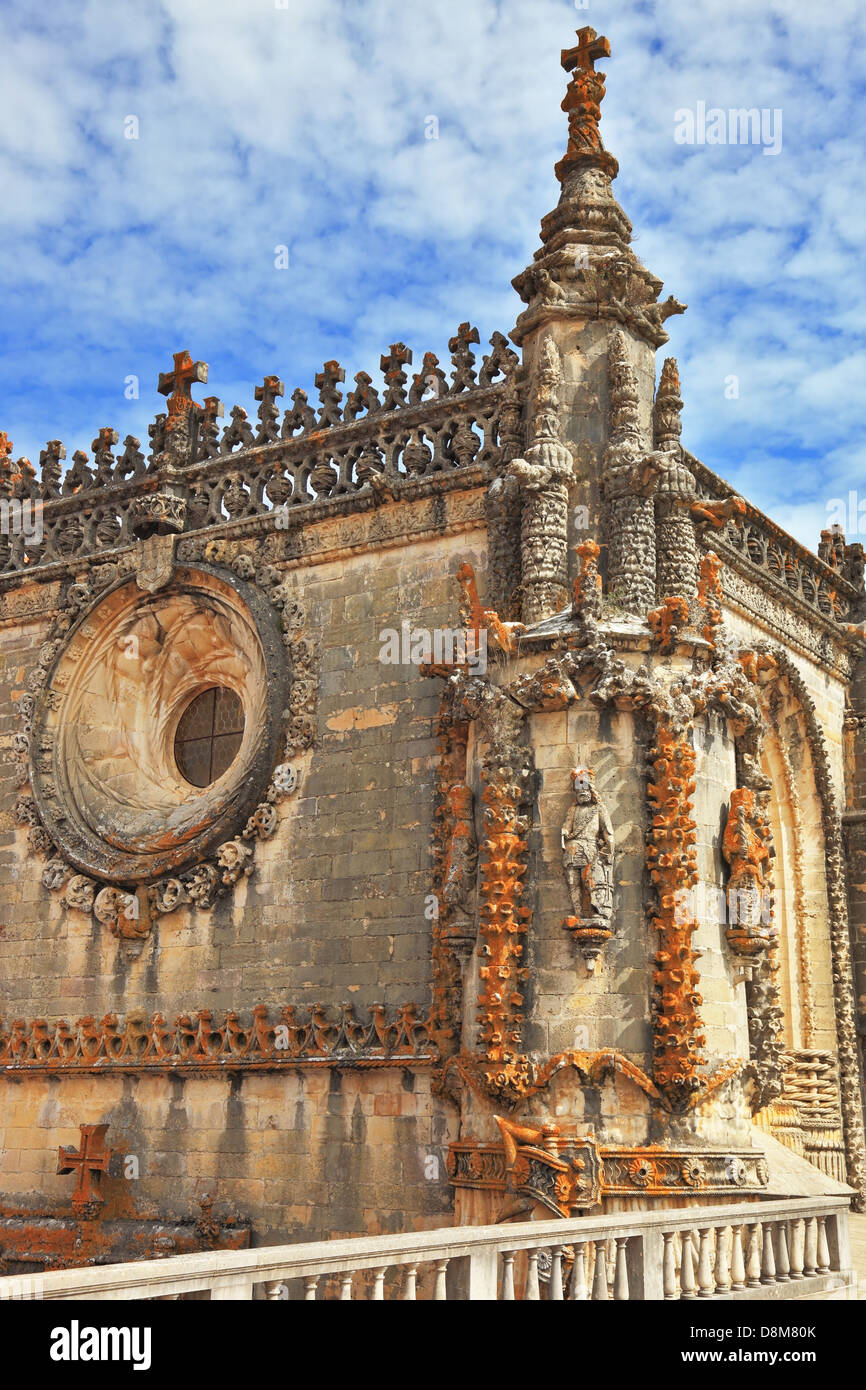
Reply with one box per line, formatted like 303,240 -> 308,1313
28,562 -> 291,884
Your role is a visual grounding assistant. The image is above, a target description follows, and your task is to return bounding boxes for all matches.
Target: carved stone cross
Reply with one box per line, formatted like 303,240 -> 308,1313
255,376 -> 285,444
158,350 -> 208,417
57,1123 -> 113,1215
562,25 -> 610,75
380,343 -> 413,409
315,361 -> 345,428
198,396 -> 225,458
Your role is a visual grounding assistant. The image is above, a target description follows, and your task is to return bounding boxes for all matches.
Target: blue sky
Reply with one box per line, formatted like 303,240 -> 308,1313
1,0 -> 865,550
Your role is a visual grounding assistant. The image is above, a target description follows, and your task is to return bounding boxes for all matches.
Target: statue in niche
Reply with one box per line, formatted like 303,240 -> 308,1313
561,768 -> 614,971
721,785 -> 773,963
440,781 -> 478,956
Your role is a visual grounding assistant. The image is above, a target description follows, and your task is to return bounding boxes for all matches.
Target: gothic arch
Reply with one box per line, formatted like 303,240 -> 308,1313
753,643 -> 866,1203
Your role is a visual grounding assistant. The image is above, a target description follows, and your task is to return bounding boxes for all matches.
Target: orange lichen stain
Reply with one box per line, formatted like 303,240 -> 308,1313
648,595 -> 691,654
572,538 -> 602,613
691,495 -> 747,530
476,767 -> 530,1068
326,704 -> 399,733
697,551 -> 724,647
646,721 -> 706,1111
456,560 -> 523,656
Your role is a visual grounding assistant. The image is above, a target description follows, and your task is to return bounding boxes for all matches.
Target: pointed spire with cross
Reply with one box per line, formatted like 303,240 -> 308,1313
555,26 -> 618,183
57,1123 -> 113,1217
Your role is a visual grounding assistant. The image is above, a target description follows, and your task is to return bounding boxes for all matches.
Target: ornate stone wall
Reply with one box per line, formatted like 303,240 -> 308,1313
2,23 -> 866,1265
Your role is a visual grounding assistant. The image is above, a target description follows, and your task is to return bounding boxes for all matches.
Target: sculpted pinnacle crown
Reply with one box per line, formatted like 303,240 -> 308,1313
555,26 -> 619,184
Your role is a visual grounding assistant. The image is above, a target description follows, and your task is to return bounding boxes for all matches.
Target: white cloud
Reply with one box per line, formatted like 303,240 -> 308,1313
0,0 -> 864,551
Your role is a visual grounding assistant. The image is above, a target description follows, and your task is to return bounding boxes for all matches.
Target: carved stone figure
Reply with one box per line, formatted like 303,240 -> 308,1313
561,768 -> 614,970
722,786 -> 773,960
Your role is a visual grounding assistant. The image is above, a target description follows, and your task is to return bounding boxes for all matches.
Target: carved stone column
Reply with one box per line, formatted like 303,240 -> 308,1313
485,371 -> 525,621
507,340 -> 573,626
652,358 -> 700,602
602,331 -> 662,615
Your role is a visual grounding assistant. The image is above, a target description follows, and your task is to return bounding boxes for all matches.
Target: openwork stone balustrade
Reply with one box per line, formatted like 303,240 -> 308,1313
690,456 -> 862,626
0,1197 -> 852,1301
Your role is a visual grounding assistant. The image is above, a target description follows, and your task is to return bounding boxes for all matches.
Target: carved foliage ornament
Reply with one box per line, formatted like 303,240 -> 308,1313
15,544 -> 317,932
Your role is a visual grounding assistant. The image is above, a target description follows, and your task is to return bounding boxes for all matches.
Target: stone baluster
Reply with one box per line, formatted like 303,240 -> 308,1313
662,1231 -> 678,1299
680,1232 -> 696,1300
613,1238 -> 630,1300
696,1227 -> 714,1297
401,1265 -> 418,1300
568,1243 -> 588,1300
339,1273 -> 353,1300
803,1217 -> 818,1275
501,1251 -> 516,1300
760,1223 -> 777,1284
789,1219 -> 805,1279
591,1240 -> 609,1300
745,1223 -> 762,1287
525,1250 -> 541,1300
549,1246 -> 564,1300
303,1275 -> 319,1300
714,1226 -> 731,1295
729,1225 -> 745,1291
775,1222 -> 790,1282
816,1216 -> 831,1273
433,1260 -> 449,1301
264,1281 -> 285,1300
370,1267 -> 387,1300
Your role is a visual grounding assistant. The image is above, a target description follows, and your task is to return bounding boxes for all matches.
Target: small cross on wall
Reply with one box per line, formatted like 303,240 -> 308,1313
57,1123 -> 113,1217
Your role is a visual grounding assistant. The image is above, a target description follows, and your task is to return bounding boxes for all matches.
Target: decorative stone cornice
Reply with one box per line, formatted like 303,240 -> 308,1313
0,1002 -> 435,1075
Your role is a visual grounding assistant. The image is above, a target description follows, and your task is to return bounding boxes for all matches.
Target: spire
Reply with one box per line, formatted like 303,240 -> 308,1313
555,27 -> 618,184
653,358 -> 684,453
512,29 -> 686,349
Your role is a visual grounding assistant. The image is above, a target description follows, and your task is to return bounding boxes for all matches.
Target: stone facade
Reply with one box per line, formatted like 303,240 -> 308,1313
1,26 -> 864,1273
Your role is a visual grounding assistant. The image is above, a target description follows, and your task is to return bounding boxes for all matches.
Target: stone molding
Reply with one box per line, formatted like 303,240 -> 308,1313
0,1002 -> 435,1075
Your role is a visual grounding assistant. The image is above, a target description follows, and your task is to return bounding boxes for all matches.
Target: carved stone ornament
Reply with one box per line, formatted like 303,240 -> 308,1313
134,531 -> 177,593
721,786 -> 773,960
561,767 -> 614,971
16,546 -> 317,934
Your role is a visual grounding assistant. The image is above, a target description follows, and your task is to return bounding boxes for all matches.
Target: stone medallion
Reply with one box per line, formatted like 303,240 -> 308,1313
15,546 -> 316,933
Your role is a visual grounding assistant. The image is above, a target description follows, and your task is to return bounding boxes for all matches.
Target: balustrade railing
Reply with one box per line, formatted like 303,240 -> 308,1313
0,327 -> 519,580
690,454 -> 862,624
0,1196 -> 852,1301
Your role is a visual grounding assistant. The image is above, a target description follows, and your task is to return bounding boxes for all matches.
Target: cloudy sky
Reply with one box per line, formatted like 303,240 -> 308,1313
2,0 -> 864,549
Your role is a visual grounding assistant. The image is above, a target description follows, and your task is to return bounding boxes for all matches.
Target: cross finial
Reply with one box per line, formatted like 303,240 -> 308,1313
562,26 -> 610,75
57,1123 -> 113,1216
158,349 -> 208,419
